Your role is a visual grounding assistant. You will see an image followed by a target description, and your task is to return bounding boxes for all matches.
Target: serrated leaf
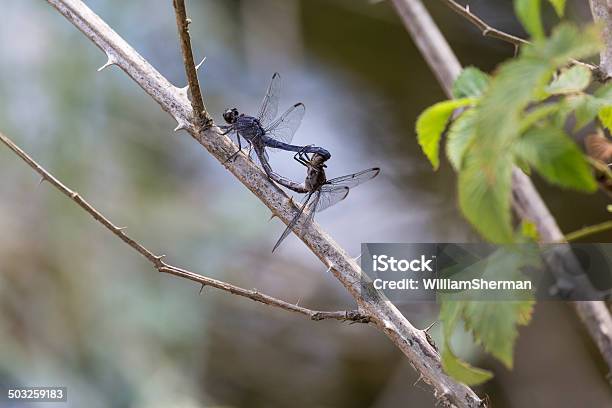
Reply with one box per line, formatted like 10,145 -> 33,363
458,153 -> 514,242
446,108 -> 478,170
442,346 -> 494,386
546,65 -> 592,95
598,106 -> 612,130
547,0 -> 565,17
416,98 -> 475,170
513,126 -> 597,191
453,67 -> 490,99
462,300 -> 534,368
477,58 -> 551,149
515,0 -> 544,40
522,24 -> 602,65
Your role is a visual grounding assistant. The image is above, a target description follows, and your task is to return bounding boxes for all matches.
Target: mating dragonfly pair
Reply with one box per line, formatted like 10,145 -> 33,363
220,73 -> 380,251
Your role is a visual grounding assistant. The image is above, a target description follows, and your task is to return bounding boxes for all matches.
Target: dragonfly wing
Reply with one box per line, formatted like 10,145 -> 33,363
316,186 -> 349,213
264,103 -> 305,145
272,192 -> 314,252
327,168 -> 380,189
256,72 -> 281,128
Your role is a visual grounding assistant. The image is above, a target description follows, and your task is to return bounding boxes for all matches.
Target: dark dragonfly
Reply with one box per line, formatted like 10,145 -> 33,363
272,148 -> 380,252
221,73 -> 330,175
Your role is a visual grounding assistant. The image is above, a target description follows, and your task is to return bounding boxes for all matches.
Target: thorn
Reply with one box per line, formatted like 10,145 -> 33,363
353,253 -> 362,262
174,121 -> 188,132
413,374 -> 424,387
269,213 -> 277,221
115,226 -> 127,232
423,321 -> 437,333
154,254 -> 167,261
325,263 -> 334,274
295,296 -> 302,307
466,5 -> 470,13
288,196 -> 296,207
97,55 -> 116,72
195,56 -> 206,71
186,18 -> 192,25
38,177 -> 45,186
199,283 -> 206,294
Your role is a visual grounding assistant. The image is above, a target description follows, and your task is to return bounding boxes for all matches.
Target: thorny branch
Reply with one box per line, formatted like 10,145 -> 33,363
172,0 -> 210,127
391,0 -> 612,373
440,0 -> 607,81
0,130 -> 369,323
46,0 -> 483,406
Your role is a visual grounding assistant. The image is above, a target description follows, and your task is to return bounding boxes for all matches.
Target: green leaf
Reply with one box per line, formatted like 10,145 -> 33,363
440,301 -> 494,385
513,126 -> 597,191
595,83 -> 612,101
462,300 -> 534,368
453,67 -> 491,99
522,24 -> 602,65
545,65 -> 592,95
442,346 -> 494,386
547,0 -> 565,17
519,103 -> 560,133
416,98 -> 475,170
446,108 -> 478,170
458,153 -> 514,242
599,106 -> 612,130
574,94 -> 601,130
515,0 -> 544,40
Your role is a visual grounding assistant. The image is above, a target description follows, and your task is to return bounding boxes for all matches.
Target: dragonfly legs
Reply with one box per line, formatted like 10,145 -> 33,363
293,145 -> 313,167
224,133 -> 244,163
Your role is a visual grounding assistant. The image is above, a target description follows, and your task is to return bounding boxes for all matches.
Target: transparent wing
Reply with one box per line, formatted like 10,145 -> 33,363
264,103 -> 305,145
256,72 -> 281,127
327,168 -> 380,189
315,186 -> 349,213
272,191 -> 317,252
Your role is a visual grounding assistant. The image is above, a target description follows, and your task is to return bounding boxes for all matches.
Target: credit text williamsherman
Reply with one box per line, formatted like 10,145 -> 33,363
373,278 -> 532,291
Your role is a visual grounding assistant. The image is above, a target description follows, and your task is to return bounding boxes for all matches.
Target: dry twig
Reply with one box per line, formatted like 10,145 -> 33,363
441,0 -> 606,80
0,130 -> 368,323
172,0 -> 210,128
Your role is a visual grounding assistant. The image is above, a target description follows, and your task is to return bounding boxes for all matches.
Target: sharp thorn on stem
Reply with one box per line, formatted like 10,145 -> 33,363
195,56 -> 206,71
97,56 -> 116,72
423,321 -> 437,333
174,121 -> 187,132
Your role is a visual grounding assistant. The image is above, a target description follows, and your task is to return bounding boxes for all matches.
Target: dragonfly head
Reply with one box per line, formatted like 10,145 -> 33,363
223,108 -> 239,124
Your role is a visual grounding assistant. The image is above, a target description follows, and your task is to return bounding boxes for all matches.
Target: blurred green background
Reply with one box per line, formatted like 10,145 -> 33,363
0,0 -> 611,407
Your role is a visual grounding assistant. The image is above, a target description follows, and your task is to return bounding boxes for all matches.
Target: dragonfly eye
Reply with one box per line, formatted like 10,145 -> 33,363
223,108 -> 239,124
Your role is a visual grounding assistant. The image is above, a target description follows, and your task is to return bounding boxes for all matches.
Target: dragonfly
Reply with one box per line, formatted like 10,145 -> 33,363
221,73 -> 330,174
272,148 -> 380,252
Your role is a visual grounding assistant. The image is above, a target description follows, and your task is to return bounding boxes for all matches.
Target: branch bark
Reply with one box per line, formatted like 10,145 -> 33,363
46,0 -> 483,405
590,0 -> 612,78
0,130 -> 369,323
391,0 -> 612,372
172,0 -> 210,127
